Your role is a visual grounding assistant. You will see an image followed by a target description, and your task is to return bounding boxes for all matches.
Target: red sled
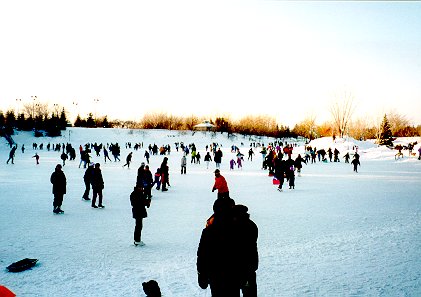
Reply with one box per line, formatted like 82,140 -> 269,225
272,178 -> 280,185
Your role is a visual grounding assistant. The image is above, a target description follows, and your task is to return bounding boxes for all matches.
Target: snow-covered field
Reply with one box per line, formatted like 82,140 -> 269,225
1,128 -> 420,296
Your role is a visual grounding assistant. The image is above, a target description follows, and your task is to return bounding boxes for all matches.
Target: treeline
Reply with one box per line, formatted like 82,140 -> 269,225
2,104 -> 420,141
0,108 -> 68,137
73,113 -> 297,139
72,111 -> 420,140
292,112 -> 421,141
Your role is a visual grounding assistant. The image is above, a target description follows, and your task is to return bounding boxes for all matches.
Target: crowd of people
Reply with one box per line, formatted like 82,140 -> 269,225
3,134 -> 421,296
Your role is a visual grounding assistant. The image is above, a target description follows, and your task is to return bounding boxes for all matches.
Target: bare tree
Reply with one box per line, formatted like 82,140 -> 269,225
292,114 -> 317,140
387,111 -> 409,136
330,91 -> 356,138
184,114 -> 201,130
349,117 -> 371,140
22,102 -> 49,119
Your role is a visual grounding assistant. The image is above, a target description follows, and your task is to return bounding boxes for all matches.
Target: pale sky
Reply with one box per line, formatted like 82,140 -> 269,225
1,1 -> 420,127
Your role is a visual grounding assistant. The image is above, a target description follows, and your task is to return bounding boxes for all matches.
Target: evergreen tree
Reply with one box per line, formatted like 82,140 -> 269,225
59,108 -> 68,130
16,113 -> 26,130
45,114 -> 61,137
86,113 -> 96,128
4,110 -> 16,135
0,111 -> 5,127
378,114 -> 393,146
101,116 -> 110,128
74,115 -> 84,127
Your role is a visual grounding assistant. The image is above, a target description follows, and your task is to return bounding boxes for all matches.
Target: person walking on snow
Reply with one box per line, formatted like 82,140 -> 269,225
160,157 -> 170,191
248,148 -> 255,161
32,153 -> 40,165
60,152 -> 68,166
351,156 -> 360,173
123,152 -> 133,168
50,164 -> 66,214
212,169 -> 229,199
204,152 -> 212,169
6,145 -> 17,164
181,154 -> 187,174
103,147 -> 112,163
230,158 -> 236,170
197,199 -> 258,296
91,163 -> 105,208
237,155 -> 243,170
214,148 -> 223,169
153,168 -> 162,190
130,185 -> 151,246
143,165 -> 154,199
82,163 -> 94,201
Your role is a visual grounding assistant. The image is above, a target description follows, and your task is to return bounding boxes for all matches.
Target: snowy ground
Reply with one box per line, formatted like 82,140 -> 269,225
1,128 -> 420,296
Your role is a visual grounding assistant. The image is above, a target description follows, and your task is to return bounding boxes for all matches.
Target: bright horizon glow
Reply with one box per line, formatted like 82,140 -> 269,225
1,1 -> 420,127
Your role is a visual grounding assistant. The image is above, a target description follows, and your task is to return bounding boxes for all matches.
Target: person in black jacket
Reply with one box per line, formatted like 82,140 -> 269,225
273,155 -> 285,192
51,164 -> 67,214
197,198 -> 258,297
91,163 -> 104,208
160,157 -> 169,191
143,165 -> 154,199
232,204 -> 258,297
130,185 -> 151,246
82,163 -> 94,200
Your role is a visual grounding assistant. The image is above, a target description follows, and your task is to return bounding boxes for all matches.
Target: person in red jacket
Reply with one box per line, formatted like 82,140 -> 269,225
212,169 -> 229,199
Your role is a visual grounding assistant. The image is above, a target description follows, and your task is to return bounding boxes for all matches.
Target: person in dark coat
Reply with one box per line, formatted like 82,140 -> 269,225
143,165 -> 154,199
197,198 -> 236,296
214,148 -> 223,169
197,198 -> 258,297
160,157 -> 169,191
333,148 -> 340,162
91,163 -> 104,208
232,204 -> 258,297
6,145 -> 17,164
294,154 -> 305,177
123,152 -> 133,168
327,148 -> 333,162
274,156 -> 286,192
82,163 -> 94,200
343,152 -> 350,163
130,185 -> 151,246
351,156 -> 360,173
204,152 -> 213,169
284,156 -> 295,187
60,152 -> 68,166
136,163 -> 146,188
50,164 -> 66,213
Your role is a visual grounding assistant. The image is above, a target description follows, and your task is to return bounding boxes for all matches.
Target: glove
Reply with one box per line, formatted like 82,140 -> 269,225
198,273 -> 208,289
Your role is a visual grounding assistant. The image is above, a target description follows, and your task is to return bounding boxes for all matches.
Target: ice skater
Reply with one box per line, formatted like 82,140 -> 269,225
50,164 -> 66,214
6,145 -> 17,164
130,185 -> 151,246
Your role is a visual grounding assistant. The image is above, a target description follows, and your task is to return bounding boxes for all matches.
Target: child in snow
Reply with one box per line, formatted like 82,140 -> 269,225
237,156 -> 243,170
230,158 -> 236,170
153,168 -> 161,190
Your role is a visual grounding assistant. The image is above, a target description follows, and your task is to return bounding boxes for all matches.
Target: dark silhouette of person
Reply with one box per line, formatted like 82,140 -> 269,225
50,164 -> 66,214
197,198 -> 258,296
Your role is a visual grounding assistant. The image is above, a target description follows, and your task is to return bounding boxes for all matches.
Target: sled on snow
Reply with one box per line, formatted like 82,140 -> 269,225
6,258 -> 38,272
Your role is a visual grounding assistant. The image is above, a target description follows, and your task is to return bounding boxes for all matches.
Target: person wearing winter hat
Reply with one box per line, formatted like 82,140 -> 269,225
211,169 -> 229,199
50,164 -> 66,214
